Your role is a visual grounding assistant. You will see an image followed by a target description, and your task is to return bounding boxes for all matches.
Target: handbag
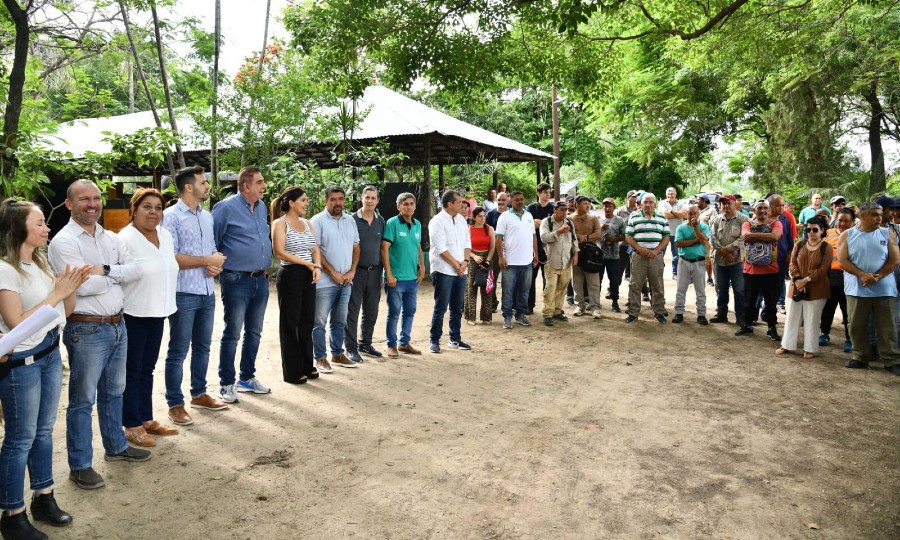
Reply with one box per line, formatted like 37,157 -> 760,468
485,269 -> 496,294
473,265 -> 490,288
578,243 -> 604,273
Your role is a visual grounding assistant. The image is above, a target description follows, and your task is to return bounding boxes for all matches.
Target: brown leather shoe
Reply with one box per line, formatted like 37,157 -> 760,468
142,420 -> 178,436
190,394 -> 229,411
125,427 -> 156,447
331,353 -> 358,368
387,347 -> 399,358
167,405 -> 194,426
398,344 -> 422,355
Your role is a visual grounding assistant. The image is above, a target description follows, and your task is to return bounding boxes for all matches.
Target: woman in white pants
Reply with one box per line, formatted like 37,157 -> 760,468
777,215 -> 833,359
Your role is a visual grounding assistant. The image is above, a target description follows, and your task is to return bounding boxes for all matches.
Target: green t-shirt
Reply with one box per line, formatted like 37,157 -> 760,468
383,215 -> 422,280
674,222 -> 711,260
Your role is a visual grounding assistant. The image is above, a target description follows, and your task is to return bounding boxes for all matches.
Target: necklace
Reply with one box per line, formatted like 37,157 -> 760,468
805,239 -> 822,250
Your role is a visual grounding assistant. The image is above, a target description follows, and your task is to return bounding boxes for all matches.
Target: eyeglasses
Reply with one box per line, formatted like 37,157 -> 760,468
808,228 -> 821,233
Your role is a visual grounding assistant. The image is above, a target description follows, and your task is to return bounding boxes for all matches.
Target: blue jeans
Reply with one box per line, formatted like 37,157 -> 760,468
219,272 -> 269,386
715,264 -> 745,320
165,292 -> 215,407
501,265 -> 533,319
386,280 -> 418,348
430,272 -> 466,344
122,315 -> 164,427
63,319 -> 128,470
0,330 -> 62,510
313,285 -> 351,359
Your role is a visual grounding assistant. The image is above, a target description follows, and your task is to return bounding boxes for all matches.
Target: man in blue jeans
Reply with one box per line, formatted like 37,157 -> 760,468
709,195 -> 749,325
213,166 -> 273,403
428,190 -> 472,353
382,192 -> 426,358
310,186 -> 360,372
496,191 -> 538,329
49,179 -> 150,490
162,167 -> 229,426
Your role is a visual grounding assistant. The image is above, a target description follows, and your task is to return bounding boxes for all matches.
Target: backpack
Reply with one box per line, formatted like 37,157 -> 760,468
746,221 -> 776,266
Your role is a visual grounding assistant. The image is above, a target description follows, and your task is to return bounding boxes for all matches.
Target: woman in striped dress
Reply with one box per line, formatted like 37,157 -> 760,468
271,187 -> 322,383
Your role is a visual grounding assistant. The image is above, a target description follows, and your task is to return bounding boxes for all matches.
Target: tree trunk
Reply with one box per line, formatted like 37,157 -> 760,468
1,0 -> 30,189
150,1 -> 186,170
862,82 -> 886,197
118,0 -> 175,175
210,0 -> 221,200
241,0 -> 273,165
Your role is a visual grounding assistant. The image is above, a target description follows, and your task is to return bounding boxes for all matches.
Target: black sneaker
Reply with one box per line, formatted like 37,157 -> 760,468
655,314 -> 667,324
347,351 -> 364,363
708,314 -> 728,324
515,315 -> 531,326
105,446 -> 151,462
767,327 -> 780,341
552,313 -> 568,321
697,317 -> 709,326
735,326 -> 753,336
884,363 -> 900,376
672,314 -> 684,324
543,317 -> 554,326
846,359 -> 869,369
31,491 -> 73,527
611,301 -> 621,313
358,344 -> 383,358
625,315 -> 638,323
642,293 -> 651,302
69,467 -> 105,490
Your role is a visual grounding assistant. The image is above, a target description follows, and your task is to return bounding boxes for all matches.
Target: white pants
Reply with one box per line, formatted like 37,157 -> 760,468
781,297 -> 827,353
674,259 -> 707,316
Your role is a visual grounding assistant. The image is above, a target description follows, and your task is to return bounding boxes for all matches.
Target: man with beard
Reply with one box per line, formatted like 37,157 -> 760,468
310,186 -> 360,372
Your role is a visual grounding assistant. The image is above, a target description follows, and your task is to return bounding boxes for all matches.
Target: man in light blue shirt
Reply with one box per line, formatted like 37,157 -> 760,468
162,167 -> 229,426
310,186 -> 360,371
212,166 -> 273,403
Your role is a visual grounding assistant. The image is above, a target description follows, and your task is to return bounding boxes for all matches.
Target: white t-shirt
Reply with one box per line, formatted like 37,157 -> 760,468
496,209 -> 536,266
0,260 -> 65,352
118,225 -> 178,318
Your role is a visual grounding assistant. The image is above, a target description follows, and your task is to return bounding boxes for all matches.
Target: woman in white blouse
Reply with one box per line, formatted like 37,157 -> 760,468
118,189 -> 179,447
0,199 -> 90,537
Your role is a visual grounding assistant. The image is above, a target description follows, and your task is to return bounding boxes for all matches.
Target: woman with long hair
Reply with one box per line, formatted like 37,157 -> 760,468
270,186 -> 322,382
464,206 -> 495,325
118,189 -> 179,447
777,215 -> 833,359
0,199 -> 91,538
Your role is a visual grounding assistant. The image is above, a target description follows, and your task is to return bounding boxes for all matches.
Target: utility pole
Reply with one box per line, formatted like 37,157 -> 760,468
551,86 -> 561,199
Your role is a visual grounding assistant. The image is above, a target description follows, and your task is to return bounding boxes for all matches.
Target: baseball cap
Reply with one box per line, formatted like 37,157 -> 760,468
720,195 -> 736,203
697,194 -> 710,203
830,195 -> 846,205
602,197 -> 616,206
754,199 -> 769,208
873,195 -> 898,209
554,201 -> 568,209
732,193 -> 743,199
626,190 -> 638,197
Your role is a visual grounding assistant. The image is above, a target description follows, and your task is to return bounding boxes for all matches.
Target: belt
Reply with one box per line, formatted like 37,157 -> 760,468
682,256 -> 706,263
67,312 -> 123,324
223,269 -> 267,277
0,331 -> 60,381
358,265 -> 382,271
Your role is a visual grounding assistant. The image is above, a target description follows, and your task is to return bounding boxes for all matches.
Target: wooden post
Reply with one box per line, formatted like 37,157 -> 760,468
536,159 -> 541,186
438,163 -> 445,193
552,86 -> 561,202
492,170 -> 499,190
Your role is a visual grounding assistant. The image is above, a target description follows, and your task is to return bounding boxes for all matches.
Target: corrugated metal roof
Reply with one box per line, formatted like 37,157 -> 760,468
39,85 -> 552,172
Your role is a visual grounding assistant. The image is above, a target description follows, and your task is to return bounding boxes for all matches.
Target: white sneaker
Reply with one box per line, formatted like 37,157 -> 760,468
219,384 -> 239,404
236,377 -> 271,394
592,309 -> 602,319
573,307 -> 584,316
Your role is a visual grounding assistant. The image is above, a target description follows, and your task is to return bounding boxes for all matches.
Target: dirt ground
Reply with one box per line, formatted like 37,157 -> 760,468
44,261 -> 899,540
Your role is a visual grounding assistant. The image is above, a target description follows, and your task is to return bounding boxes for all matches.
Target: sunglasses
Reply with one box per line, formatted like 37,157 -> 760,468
808,228 -> 821,233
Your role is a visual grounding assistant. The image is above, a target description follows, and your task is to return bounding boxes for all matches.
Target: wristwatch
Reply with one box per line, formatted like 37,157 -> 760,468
102,264 -> 111,276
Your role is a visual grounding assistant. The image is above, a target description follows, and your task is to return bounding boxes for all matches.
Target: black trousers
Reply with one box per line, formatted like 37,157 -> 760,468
528,262 -> 546,311
744,272 -> 780,328
345,265 -> 382,352
276,265 -> 316,382
820,283 -> 849,339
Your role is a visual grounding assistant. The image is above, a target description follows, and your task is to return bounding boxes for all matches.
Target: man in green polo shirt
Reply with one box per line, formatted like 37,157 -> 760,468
381,192 -> 426,358
673,205 -> 710,324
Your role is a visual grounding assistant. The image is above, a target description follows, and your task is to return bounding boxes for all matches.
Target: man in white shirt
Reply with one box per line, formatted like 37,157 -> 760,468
428,190 -> 472,353
659,186 -> 687,279
496,191 -> 539,329
48,180 -> 148,491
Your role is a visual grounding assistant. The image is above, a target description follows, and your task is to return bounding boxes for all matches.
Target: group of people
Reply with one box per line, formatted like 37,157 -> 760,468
0,170 -> 897,540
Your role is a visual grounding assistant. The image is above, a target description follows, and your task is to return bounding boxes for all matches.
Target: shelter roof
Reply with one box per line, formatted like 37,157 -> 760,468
42,86 -> 552,176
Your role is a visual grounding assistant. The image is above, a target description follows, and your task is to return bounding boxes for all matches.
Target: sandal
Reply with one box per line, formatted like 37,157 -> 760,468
143,420 -> 178,436
803,352 -> 815,359
775,348 -> 792,356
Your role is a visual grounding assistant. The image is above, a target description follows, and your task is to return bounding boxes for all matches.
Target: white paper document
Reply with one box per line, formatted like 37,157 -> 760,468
0,305 -> 62,357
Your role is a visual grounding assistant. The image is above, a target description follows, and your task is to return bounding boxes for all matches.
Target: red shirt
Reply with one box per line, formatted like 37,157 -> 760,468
469,225 -> 491,252
741,219 -> 783,274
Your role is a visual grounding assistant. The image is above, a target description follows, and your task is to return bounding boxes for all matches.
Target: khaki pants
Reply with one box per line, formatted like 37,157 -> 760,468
542,265 -> 571,318
847,296 -> 900,363
571,265 -> 600,311
628,253 -> 666,317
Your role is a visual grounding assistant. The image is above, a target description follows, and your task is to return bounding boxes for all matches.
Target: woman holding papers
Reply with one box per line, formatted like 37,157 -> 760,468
118,189 -> 179,447
0,198 -> 91,538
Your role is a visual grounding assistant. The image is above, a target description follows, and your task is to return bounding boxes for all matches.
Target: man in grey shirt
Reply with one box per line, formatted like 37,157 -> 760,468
310,186 -> 360,371
598,198 -> 627,312
345,186 -> 385,362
